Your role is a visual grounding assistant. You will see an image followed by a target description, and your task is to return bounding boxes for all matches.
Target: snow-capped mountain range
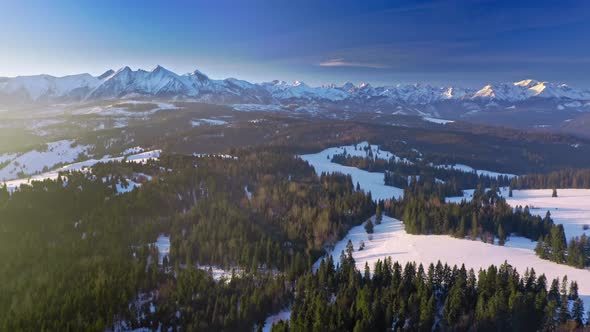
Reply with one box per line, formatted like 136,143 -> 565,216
1,65 -> 589,107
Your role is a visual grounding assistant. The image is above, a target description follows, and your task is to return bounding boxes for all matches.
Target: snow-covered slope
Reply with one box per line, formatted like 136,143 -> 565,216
318,215 -> 590,317
0,140 -> 91,181
2,148 -> 161,191
0,73 -> 100,101
472,79 -> 590,102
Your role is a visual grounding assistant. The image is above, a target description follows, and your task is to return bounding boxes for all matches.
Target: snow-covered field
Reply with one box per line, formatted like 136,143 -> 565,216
448,188 -> 590,241
191,118 -> 228,127
299,142 -> 405,201
0,140 -> 91,181
3,149 -> 161,192
505,188 -> 590,241
319,216 -> 590,315
422,116 -> 455,125
126,150 -> 161,164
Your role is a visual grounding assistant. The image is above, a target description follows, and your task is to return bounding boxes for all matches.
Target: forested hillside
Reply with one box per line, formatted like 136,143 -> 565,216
0,149 -> 374,331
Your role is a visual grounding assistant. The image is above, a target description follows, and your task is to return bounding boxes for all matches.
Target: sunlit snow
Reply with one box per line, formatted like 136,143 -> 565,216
448,188 -> 590,241
319,216 -> 590,317
300,142 -> 405,201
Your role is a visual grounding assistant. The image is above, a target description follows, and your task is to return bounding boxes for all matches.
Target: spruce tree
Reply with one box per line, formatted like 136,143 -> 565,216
365,219 -> 374,234
498,224 -> 506,246
471,212 -> 478,240
572,298 -> 584,327
375,205 -> 382,224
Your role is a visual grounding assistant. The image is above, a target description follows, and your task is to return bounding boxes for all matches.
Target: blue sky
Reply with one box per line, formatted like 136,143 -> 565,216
2,0 -> 589,87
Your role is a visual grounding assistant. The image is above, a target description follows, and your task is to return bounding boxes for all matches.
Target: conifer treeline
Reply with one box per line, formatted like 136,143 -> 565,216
331,149 -> 513,197
386,186 -> 590,269
332,151 -> 590,269
271,254 -> 588,331
511,168 -> 590,189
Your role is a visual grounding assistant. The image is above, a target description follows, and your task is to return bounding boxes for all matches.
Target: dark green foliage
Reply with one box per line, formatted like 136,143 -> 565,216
0,149 -> 375,331
278,257 -> 583,331
511,168 -> 590,189
365,219 -> 374,234
389,187 -> 552,243
332,153 -> 513,199
375,203 -> 383,224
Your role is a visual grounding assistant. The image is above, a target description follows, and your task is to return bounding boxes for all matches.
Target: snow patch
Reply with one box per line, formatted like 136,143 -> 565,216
422,116 -> 455,125
0,140 -> 91,181
191,118 -> 228,127
299,142 -> 404,201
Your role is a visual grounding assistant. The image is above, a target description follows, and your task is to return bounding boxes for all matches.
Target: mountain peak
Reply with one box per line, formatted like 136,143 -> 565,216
149,65 -> 176,77
97,69 -> 115,80
357,82 -> 372,89
514,79 -> 541,88
189,69 -> 209,82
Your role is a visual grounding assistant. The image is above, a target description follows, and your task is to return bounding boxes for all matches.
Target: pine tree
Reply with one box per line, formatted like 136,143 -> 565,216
498,224 -> 506,246
346,240 -> 354,259
559,276 -> 570,323
419,294 -> 435,331
535,236 -> 547,259
572,298 -> 584,327
471,212 -> 478,240
509,187 -> 513,197
375,205 -> 382,224
552,188 -> 558,197
456,216 -> 466,238
365,219 -> 374,234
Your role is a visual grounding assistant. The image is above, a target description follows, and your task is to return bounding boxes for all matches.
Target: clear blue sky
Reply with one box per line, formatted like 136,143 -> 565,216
2,0 -> 589,87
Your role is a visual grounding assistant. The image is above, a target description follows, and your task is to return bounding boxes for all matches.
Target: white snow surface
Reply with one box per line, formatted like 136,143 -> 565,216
191,118 -> 228,127
0,73 -> 100,100
126,150 -> 161,164
0,153 -> 17,165
3,150 -> 159,191
448,188 -> 590,242
299,142 -> 404,201
0,140 -> 91,181
319,216 -> 590,314
422,116 -> 455,124
121,146 -> 144,155
504,188 -> 590,241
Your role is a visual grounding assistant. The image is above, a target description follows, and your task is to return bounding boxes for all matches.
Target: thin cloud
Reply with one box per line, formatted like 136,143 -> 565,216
319,58 -> 390,69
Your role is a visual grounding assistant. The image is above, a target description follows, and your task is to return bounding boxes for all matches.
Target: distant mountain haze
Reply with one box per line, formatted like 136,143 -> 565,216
1,66 -> 588,106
